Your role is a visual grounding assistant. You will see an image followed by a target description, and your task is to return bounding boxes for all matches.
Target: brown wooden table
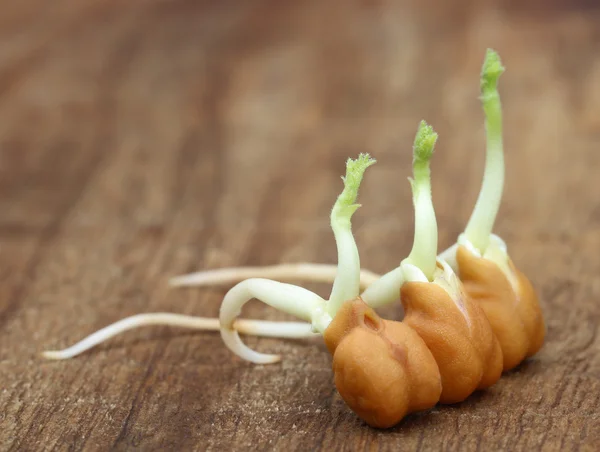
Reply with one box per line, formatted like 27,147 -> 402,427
1,0 -> 599,450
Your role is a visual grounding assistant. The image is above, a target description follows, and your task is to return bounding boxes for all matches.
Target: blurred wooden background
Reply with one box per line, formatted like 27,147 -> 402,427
0,0 -> 599,450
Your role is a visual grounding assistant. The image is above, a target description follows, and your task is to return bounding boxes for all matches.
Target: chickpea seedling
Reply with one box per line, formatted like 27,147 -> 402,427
41,49 -> 546,428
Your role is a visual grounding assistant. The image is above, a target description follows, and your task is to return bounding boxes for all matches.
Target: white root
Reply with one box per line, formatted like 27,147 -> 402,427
42,313 -> 317,360
169,264 -> 382,289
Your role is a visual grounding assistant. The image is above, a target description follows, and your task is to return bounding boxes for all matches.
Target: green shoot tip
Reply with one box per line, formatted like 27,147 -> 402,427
413,120 -> 438,166
333,153 -> 376,221
343,153 -> 376,184
480,49 -> 505,96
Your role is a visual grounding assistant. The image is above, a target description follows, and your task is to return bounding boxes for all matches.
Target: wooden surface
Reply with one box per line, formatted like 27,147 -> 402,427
1,0 -> 599,450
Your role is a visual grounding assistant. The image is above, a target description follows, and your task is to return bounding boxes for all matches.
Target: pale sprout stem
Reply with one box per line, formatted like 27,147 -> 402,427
464,49 -> 505,254
403,121 -> 439,282
42,313 -> 317,360
405,170 -> 437,280
220,278 -> 328,364
327,223 -> 361,314
327,154 -> 376,315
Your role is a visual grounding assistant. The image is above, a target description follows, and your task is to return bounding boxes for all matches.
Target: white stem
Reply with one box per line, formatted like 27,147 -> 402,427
404,165 -> 438,281
463,134 -> 504,253
220,278 -> 329,364
464,50 -> 505,253
41,313 -> 318,360
169,264 -> 381,289
327,223 -> 360,315
326,154 -> 375,316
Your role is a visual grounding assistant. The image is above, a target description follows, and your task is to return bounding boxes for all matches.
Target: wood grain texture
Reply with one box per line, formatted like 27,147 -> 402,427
0,0 -> 599,450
